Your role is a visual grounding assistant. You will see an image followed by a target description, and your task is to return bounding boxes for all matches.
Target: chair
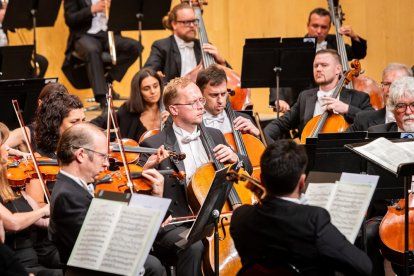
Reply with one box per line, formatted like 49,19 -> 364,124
237,257 -> 302,276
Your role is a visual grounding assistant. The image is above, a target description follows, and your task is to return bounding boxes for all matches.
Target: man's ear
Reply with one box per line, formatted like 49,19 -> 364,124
298,174 -> 306,193
169,105 -> 178,116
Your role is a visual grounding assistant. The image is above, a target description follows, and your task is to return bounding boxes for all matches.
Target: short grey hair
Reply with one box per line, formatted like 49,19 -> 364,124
387,76 -> 414,109
383,63 -> 413,78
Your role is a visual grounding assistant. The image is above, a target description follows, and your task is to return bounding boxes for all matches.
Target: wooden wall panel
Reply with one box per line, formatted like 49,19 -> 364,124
7,0 -> 414,114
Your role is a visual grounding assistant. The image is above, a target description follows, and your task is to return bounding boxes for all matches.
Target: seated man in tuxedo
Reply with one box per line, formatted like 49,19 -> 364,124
62,0 -> 142,109
230,139 -> 372,276
264,49 -> 373,144
49,123 -> 165,275
271,7 -> 367,113
368,76 -> 414,133
348,63 -> 413,132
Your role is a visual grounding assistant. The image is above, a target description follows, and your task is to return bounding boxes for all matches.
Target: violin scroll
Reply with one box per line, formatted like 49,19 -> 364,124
226,170 -> 266,201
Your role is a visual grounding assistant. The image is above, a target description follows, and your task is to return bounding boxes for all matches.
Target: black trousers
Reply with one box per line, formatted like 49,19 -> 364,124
153,225 -> 204,276
74,31 -> 142,100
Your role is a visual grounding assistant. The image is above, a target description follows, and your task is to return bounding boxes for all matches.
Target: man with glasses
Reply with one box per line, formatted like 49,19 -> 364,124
49,123 -> 165,275
144,2 -> 226,83
348,63 -> 413,131
138,77 -> 249,276
368,76 -> 414,132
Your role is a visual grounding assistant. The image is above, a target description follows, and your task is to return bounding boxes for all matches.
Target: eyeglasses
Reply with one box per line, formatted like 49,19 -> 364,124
176,19 -> 199,26
380,81 -> 392,88
71,145 -> 109,161
172,97 -> 206,109
394,102 -> 414,113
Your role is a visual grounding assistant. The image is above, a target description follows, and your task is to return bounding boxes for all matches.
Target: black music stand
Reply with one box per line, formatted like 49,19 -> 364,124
175,165 -> 235,276
241,37 -> 316,118
0,45 -> 33,80
108,0 -> 171,68
0,78 -> 57,130
346,139 -> 414,276
2,0 -> 61,76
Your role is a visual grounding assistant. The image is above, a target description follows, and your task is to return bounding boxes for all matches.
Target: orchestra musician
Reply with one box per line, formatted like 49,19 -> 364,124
138,77 -> 251,276
48,122 -> 165,275
6,83 -> 70,156
348,63 -> 413,132
143,2 -> 226,83
62,0 -> 143,110
0,122 -> 62,276
272,7 -> 368,113
91,68 -> 170,140
264,49 -> 373,144
230,139 -> 372,275
0,1 -> 49,78
196,64 -> 259,137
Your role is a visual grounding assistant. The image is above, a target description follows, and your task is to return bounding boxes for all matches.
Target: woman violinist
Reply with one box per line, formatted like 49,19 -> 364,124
91,68 -> 169,141
0,122 -> 62,276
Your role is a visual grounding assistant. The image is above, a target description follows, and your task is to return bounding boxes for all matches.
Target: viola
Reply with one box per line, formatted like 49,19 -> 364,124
94,164 -> 185,194
379,194 -> 414,266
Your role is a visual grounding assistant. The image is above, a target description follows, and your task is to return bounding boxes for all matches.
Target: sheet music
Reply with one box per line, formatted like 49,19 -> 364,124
68,196 -> 171,276
328,181 -> 376,243
305,183 -> 336,209
353,137 -> 414,173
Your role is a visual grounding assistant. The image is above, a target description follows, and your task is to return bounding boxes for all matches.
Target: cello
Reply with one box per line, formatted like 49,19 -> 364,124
188,123 -> 255,276
327,0 -> 384,110
183,0 -> 253,110
223,97 -> 265,180
300,59 -> 362,144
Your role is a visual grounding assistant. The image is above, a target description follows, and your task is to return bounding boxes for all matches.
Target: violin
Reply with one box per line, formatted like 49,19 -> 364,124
95,164 -> 185,194
300,59 -> 362,144
226,170 -> 265,202
379,194 -> 414,267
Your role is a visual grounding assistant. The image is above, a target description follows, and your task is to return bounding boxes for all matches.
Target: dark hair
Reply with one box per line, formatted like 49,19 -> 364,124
260,140 -> 308,196
308,7 -> 331,25
38,82 -> 68,102
35,92 -> 83,156
315,48 -> 342,65
57,123 -> 102,166
162,2 -> 193,30
196,65 -> 227,92
127,68 -> 163,113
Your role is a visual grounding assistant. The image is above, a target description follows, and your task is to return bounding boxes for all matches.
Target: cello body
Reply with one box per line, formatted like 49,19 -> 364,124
300,114 -> 350,144
379,195 -> 414,266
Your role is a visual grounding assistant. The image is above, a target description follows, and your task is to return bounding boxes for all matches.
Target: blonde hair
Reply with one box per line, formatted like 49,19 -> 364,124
163,77 -> 193,110
0,123 -> 17,202
162,2 -> 193,30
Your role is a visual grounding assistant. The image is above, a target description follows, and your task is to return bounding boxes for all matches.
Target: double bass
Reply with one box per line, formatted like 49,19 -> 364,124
327,0 -> 384,110
183,0 -> 253,111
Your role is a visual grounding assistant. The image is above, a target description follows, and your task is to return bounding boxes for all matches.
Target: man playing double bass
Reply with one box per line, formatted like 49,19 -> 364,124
138,77 -> 252,276
264,49 -> 373,144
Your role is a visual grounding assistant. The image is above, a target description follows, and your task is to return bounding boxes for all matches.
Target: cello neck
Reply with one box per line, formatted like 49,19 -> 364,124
225,98 -> 248,157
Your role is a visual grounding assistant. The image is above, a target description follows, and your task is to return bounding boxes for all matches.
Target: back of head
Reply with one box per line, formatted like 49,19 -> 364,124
196,65 -> 227,91
57,123 -> 103,166
38,82 -> 69,103
387,76 -> 414,108
260,140 -> 308,196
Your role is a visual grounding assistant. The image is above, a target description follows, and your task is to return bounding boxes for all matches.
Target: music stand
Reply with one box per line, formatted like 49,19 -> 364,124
175,165 -> 235,276
2,0 -> 61,76
0,45 -> 33,80
346,139 -> 414,276
241,37 -> 316,118
108,0 -> 172,68
0,78 -> 57,130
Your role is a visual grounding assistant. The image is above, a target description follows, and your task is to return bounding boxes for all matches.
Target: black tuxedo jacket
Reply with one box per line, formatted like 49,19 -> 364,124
138,124 -> 252,218
368,122 -> 398,132
144,35 -> 202,84
48,172 -> 93,264
230,197 -> 372,276
325,34 -> 367,60
347,108 -> 386,132
264,87 -> 373,143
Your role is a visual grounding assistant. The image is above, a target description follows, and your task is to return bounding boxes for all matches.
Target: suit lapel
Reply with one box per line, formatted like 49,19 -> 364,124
170,36 -> 182,75
84,0 -> 92,7
304,90 -> 318,123
164,125 -> 186,173
339,89 -> 352,105
194,40 -> 202,64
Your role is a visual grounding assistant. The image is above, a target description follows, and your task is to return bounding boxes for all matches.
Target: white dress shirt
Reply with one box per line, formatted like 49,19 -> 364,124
174,35 -> 197,76
203,111 -> 232,134
313,88 -> 335,117
88,0 -> 108,34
